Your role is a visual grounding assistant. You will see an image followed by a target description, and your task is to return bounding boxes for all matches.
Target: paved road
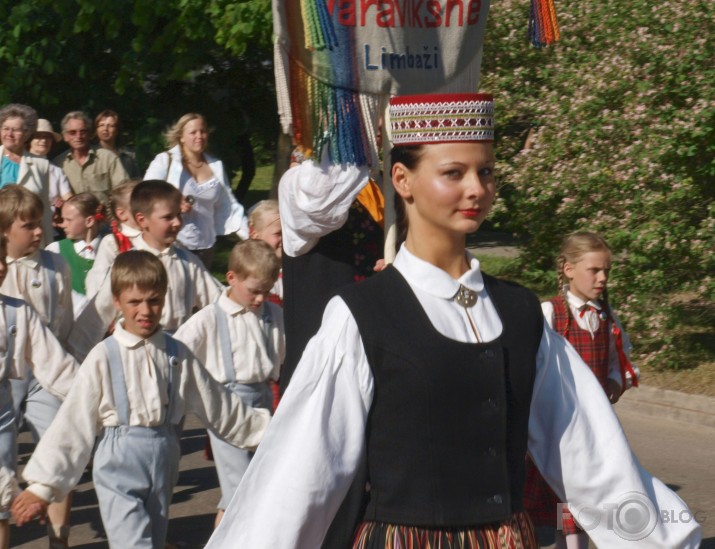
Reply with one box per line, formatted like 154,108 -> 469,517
11,410 -> 715,548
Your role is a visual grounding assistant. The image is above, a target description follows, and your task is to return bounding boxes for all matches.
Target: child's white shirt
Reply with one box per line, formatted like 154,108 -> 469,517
1,250 -> 73,344
68,236 -> 224,361
174,290 -> 285,384
541,290 -> 635,387
85,224 -> 142,297
0,294 -> 78,395
22,321 -> 271,504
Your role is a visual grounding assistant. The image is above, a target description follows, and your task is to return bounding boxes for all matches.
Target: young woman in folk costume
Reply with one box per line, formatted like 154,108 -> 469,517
524,231 -> 640,549
205,93 -> 700,549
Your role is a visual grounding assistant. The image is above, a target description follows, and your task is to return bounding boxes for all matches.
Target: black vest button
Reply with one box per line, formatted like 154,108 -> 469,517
483,349 -> 495,359
487,447 -> 497,457
493,494 -> 503,504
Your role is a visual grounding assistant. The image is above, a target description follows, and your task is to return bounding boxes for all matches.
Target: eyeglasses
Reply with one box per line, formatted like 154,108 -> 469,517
1,127 -> 25,135
64,129 -> 89,136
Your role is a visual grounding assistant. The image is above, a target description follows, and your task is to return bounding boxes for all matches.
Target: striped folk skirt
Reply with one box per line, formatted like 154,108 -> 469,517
352,511 -> 538,549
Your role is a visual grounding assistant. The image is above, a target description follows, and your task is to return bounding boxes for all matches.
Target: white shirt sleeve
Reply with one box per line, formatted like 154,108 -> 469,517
528,325 -> 700,548
85,236 -> 119,298
206,297 -> 373,548
279,152 -> 369,257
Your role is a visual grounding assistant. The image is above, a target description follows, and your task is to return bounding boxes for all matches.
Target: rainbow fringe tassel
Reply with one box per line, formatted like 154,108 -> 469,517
529,0 -> 560,47
295,0 -> 369,165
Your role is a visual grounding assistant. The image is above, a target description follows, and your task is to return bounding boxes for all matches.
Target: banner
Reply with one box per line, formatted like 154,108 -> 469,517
274,0 -> 491,166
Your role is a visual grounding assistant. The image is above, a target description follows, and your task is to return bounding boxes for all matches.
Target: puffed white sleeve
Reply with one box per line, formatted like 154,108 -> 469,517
205,296 -> 374,549
143,151 -> 170,181
212,160 -> 249,239
528,325 -> 701,548
279,150 -> 369,257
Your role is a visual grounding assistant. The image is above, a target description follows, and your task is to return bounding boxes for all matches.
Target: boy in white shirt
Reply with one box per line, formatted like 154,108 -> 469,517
12,250 -> 271,548
175,239 -> 285,527
0,234 -> 78,549
68,180 -> 223,361
0,185 -> 74,548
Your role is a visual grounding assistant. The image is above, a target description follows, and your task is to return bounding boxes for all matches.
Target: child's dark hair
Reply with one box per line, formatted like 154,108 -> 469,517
130,180 -> 182,218
0,186 -> 44,233
65,192 -> 104,221
557,231 -> 614,333
389,145 -> 425,254
111,250 -> 168,298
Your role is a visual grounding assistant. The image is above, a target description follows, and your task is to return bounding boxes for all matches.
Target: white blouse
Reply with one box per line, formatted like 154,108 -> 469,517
207,246 -> 700,549
175,175 -> 222,249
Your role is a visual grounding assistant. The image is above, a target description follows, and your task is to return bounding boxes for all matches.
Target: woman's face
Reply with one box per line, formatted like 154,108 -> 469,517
29,133 -> 54,157
1,116 -> 29,154
394,141 -> 496,238
180,118 -> 208,155
96,116 -> 118,144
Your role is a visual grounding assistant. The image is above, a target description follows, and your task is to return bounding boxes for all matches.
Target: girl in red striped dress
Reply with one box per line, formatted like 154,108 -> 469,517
524,231 -> 639,549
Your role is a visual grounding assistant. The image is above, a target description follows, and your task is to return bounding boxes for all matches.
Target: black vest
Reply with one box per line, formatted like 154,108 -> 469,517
339,266 -> 542,527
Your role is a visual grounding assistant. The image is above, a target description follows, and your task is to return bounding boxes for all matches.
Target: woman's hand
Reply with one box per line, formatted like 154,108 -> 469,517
181,195 -> 194,214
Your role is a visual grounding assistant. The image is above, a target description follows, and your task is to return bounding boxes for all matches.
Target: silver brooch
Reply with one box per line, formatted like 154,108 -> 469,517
454,284 -> 478,308
599,310 -> 608,321
31,279 -> 42,288
169,356 -> 179,367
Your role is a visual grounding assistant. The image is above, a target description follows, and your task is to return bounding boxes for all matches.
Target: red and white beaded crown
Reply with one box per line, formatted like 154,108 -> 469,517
389,93 -> 494,146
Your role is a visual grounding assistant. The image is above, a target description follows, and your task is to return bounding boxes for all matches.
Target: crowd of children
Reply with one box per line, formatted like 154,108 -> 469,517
0,179 -> 284,548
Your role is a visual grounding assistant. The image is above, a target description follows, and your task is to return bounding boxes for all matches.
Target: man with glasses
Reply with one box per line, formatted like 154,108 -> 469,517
53,111 -> 128,203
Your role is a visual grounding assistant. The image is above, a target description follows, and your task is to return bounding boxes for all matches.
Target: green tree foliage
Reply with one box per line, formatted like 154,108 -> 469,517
481,0 -> 714,366
0,0 -> 276,171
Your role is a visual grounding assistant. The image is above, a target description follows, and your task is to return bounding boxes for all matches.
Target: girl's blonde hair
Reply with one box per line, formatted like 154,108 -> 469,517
556,231 -> 613,329
164,113 -> 208,149
248,200 -> 280,232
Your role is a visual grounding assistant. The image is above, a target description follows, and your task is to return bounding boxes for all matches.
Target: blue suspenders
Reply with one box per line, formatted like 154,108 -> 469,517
104,334 -> 178,426
213,303 -> 235,383
212,302 -> 274,384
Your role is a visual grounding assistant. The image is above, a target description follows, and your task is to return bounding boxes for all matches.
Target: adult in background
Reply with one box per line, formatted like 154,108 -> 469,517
0,104 -> 53,245
27,119 -> 74,234
94,109 -> 141,178
144,113 -> 249,269
53,111 -> 128,203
